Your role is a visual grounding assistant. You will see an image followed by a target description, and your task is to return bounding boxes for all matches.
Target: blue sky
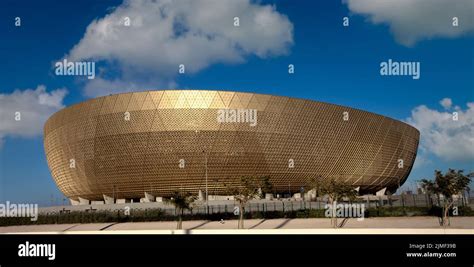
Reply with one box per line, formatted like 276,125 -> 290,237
0,0 -> 473,206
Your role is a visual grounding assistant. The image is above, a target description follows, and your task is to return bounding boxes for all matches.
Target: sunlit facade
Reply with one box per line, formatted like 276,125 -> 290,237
44,90 -> 419,202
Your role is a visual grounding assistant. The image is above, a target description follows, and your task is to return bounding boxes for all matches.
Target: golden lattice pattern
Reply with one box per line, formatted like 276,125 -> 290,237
44,90 -> 419,200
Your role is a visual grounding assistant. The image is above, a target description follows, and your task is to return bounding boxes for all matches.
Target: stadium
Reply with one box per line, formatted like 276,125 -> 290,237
43,90 -> 419,204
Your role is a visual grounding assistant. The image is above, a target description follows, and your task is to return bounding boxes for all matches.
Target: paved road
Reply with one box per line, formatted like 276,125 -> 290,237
1,217 -> 473,233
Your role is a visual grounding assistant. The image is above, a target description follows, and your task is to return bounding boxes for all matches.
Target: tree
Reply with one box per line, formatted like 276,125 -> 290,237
165,191 -> 196,229
305,175 -> 325,200
224,175 -> 272,229
420,169 -> 472,227
260,176 -> 273,196
307,177 -> 358,228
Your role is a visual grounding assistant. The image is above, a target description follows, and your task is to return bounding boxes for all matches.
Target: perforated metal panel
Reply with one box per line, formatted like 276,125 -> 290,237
44,90 -> 419,200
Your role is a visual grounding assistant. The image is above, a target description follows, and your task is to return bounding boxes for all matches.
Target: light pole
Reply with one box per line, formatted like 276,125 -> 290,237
203,150 -> 209,214
113,185 -> 116,204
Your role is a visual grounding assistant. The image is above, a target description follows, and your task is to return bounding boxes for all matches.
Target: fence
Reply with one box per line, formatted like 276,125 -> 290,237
155,194 -> 473,216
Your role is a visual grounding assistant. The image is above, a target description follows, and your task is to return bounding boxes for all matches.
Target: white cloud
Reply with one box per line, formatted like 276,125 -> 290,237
406,99 -> 474,162
439,97 -> 452,110
0,85 -> 67,147
67,0 -> 294,97
344,0 -> 474,46
81,77 -> 177,97
411,153 -> 432,169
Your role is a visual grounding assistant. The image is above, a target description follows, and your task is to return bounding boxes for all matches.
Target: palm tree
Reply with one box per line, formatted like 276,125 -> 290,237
165,191 -> 196,229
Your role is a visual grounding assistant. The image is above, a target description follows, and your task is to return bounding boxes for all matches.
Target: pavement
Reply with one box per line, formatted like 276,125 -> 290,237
0,216 -> 473,234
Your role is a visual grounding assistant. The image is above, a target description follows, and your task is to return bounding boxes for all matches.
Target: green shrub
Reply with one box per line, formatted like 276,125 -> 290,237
0,205 -> 472,226
365,206 -> 430,217
428,205 -> 473,217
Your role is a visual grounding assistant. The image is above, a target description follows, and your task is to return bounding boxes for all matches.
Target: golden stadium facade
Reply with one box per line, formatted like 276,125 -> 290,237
44,90 -> 419,202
